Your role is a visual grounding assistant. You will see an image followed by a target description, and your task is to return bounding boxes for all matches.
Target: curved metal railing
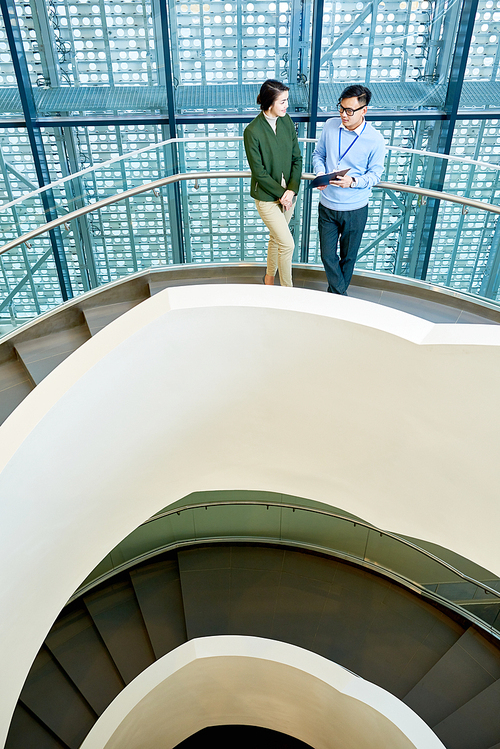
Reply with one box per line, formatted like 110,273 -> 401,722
1,140 -> 500,328
74,499 -> 500,637
1,136 -> 499,216
1,170 -> 499,257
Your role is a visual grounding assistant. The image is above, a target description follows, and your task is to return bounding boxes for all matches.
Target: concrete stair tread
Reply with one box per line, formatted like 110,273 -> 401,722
404,628 -> 500,727
83,300 -> 143,336
83,574 -> 155,685
0,356 -> 34,424
14,326 -> 91,385
433,678 -> 500,749
45,601 -> 124,715
18,647 -> 96,749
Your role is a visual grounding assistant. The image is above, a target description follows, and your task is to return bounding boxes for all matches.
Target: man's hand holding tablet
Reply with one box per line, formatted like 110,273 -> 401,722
311,168 -> 350,190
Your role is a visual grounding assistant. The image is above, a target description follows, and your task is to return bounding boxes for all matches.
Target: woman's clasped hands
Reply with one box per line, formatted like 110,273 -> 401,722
279,189 -> 295,211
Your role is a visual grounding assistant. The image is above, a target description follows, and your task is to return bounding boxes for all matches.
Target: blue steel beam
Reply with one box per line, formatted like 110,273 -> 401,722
157,0 -> 184,264
0,0 -> 73,300
300,0 -> 324,263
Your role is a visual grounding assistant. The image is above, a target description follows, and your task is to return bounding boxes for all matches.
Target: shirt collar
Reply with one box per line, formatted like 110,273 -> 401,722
340,119 -> 365,135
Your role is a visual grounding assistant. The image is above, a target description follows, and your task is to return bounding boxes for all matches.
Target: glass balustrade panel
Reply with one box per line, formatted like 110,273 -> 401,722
73,501 -> 500,635
364,530 -> 500,631
2,134 -> 500,328
0,208 -> 64,323
424,201 -> 499,298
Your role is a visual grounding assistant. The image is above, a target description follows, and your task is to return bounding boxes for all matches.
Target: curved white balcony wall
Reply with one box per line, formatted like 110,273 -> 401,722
1,285 -> 500,745
80,636 -> 446,749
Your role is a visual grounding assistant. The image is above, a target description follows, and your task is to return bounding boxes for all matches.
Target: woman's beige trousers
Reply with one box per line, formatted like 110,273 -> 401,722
255,199 -> 296,287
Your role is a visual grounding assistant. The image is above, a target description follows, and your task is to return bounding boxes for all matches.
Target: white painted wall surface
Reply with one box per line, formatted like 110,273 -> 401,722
1,284 -> 500,746
80,636 -> 446,749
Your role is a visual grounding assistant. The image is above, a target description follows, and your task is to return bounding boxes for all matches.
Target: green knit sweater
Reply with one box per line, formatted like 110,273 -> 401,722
243,112 -> 302,202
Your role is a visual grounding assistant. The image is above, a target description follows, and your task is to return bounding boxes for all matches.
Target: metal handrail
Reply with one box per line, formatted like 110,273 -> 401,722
0,135 -> 499,215
70,498 -> 500,637
1,170 -> 500,257
145,500 -> 500,600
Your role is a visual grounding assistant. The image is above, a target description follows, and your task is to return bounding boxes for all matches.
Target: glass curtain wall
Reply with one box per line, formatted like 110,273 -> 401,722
0,0 -> 500,324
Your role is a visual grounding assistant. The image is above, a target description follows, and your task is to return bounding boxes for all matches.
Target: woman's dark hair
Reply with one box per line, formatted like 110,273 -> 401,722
339,84 -> 372,107
257,79 -> 290,111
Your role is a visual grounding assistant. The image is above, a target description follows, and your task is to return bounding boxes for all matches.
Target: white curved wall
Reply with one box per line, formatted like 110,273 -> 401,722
80,636 -> 446,749
1,284 -> 500,746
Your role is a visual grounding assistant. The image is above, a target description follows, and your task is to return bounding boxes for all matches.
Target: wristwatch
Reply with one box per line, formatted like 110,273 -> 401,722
350,176 -> 357,187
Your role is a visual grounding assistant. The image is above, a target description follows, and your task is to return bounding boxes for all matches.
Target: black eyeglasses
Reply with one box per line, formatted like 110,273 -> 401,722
337,104 -> 365,116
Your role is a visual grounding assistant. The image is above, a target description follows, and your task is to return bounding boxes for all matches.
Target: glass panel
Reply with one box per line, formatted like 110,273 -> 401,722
0,123 -> 179,325
460,0 -> 500,111
173,0 -> 312,113
179,121 -> 306,264
318,0 -> 459,113
4,0 -> 488,119
0,128 -> 39,203
68,124 -> 174,282
423,119 -> 500,298
75,499 -> 500,635
17,0 -> 161,117
0,124 -> 70,323
0,222 -> 64,322
425,203 -> 497,295
180,122 -> 248,263
280,507 -> 369,558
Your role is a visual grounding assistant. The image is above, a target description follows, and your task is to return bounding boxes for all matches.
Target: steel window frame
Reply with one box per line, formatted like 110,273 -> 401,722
0,0 -> 496,299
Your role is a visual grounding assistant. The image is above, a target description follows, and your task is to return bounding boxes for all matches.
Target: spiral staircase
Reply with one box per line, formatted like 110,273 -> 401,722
2,265 -> 500,749
6,540 -> 500,749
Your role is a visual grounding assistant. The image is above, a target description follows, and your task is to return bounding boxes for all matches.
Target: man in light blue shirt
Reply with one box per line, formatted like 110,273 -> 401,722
313,85 -> 386,295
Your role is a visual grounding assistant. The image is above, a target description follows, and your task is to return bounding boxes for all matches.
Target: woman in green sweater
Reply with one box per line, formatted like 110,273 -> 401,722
244,79 -> 302,287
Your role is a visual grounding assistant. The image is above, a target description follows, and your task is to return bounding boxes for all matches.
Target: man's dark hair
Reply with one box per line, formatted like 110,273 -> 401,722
257,79 -> 290,111
339,85 -> 372,107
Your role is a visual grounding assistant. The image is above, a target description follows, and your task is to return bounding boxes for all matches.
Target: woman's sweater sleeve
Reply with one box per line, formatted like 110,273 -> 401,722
288,126 -> 302,195
244,126 -> 286,199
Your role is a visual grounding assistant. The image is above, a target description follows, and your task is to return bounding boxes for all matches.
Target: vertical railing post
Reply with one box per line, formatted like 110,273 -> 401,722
157,0 -> 185,264
300,0 -> 324,263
